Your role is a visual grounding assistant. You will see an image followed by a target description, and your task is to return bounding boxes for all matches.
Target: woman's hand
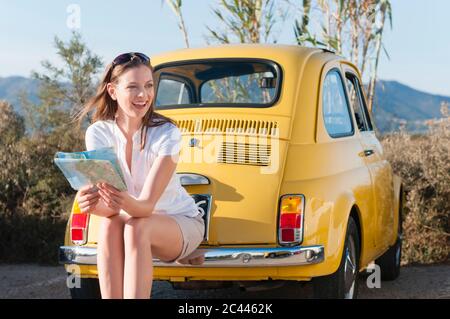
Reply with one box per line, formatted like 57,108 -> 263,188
77,184 -> 100,214
93,156 -> 177,218
117,155 -> 176,218
97,182 -> 131,214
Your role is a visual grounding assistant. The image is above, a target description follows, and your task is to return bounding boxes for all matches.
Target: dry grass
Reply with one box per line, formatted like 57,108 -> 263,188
381,103 -> 450,264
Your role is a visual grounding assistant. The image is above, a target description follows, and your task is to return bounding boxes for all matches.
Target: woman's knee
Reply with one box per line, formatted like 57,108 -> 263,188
99,214 -> 126,237
124,216 -> 153,246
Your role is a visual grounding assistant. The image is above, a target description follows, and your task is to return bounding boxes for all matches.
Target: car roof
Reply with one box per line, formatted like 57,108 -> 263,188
151,44 -> 338,67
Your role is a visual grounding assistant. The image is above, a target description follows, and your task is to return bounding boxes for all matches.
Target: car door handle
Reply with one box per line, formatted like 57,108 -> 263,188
363,149 -> 375,157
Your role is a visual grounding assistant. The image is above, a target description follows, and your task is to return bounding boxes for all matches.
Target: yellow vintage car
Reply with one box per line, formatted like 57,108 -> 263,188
59,44 -> 403,299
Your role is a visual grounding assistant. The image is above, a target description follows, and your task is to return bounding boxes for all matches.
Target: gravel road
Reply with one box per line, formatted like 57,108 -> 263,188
0,264 -> 448,299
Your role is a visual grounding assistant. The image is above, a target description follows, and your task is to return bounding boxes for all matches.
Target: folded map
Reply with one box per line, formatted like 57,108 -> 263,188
54,147 -> 127,191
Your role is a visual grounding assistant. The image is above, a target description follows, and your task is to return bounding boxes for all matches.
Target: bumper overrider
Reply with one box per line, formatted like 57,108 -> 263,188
59,245 -> 324,267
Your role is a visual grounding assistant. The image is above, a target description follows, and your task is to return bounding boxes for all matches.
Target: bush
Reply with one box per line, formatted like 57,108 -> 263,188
0,33 -> 102,265
381,103 -> 450,265
0,100 -> 84,265
0,214 -> 68,265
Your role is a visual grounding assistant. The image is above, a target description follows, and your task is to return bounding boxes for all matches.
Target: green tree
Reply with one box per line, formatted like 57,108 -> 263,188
18,32 -> 104,215
367,0 -> 392,111
292,0 -> 392,111
21,32 -> 103,137
0,33 -> 103,264
0,100 -> 26,216
0,100 -> 25,145
206,0 -> 280,44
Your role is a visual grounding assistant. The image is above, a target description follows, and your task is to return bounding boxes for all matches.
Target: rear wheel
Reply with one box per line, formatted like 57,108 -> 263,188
375,195 -> 403,281
68,276 -> 101,299
375,237 -> 401,281
313,217 -> 360,299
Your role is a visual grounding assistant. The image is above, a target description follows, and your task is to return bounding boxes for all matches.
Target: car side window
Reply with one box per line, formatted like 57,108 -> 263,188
156,77 -> 191,106
322,69 -> 354,137
346,74 -> 368,131
345,73 -> 373,131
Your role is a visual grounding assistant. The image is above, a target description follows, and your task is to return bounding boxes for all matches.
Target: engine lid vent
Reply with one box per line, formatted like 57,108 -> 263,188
176,119 -> 278,137
217,141 -> 271,166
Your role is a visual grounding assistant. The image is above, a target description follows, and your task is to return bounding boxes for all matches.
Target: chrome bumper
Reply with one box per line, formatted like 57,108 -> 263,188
59,245 -> 324,267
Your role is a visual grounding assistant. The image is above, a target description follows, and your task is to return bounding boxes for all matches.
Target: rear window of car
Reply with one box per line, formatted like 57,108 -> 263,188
153,59 -> 282,109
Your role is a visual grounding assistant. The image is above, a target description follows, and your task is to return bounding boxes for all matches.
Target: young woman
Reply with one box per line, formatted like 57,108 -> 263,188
74,52 -> 205,299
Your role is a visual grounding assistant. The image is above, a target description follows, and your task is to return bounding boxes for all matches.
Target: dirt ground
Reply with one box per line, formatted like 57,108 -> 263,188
0,263 -> 448,299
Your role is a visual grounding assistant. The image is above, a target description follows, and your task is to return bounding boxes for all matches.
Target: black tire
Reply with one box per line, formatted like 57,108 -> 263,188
313,217 -> 361,299
375,196 -> 403,281
375,237 -> 401,281
68,276 -> 101,299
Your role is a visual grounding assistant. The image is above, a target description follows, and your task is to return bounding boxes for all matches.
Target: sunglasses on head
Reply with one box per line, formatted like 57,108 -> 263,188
112,52 -> 150,66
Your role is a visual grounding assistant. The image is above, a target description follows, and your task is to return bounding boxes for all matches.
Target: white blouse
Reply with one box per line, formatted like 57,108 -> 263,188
85,119 -> 199,217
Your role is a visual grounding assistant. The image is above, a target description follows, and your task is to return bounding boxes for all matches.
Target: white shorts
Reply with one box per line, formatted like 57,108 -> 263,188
166,213 -> 205,262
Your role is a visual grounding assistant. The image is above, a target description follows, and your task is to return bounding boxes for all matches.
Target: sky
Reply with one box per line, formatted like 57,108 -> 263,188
0,0 -> 449,96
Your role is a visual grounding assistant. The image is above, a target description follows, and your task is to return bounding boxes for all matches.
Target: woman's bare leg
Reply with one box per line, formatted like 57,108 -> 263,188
123,214 -> 183,299
97,214 -> 130,299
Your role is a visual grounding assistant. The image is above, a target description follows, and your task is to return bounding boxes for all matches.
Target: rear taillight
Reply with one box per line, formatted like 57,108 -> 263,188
278,194 -> 304,245
71,199 -> 89,245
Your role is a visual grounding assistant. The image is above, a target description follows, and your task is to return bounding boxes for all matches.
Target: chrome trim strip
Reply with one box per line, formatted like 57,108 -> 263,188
59,246 -> 97,265
176,173 -> 210,186
59,245 -> 324,267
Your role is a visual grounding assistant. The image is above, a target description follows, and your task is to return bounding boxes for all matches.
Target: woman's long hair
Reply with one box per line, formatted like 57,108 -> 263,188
73,56 -> 175,151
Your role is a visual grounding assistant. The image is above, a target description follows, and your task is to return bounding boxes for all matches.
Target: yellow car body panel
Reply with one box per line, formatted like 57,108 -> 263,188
63,44 -> 402,282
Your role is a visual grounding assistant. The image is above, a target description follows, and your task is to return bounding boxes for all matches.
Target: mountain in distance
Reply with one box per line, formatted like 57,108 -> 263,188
0,76 -> 448,133
372,80 -> 450,132
0,76 -> 40,115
